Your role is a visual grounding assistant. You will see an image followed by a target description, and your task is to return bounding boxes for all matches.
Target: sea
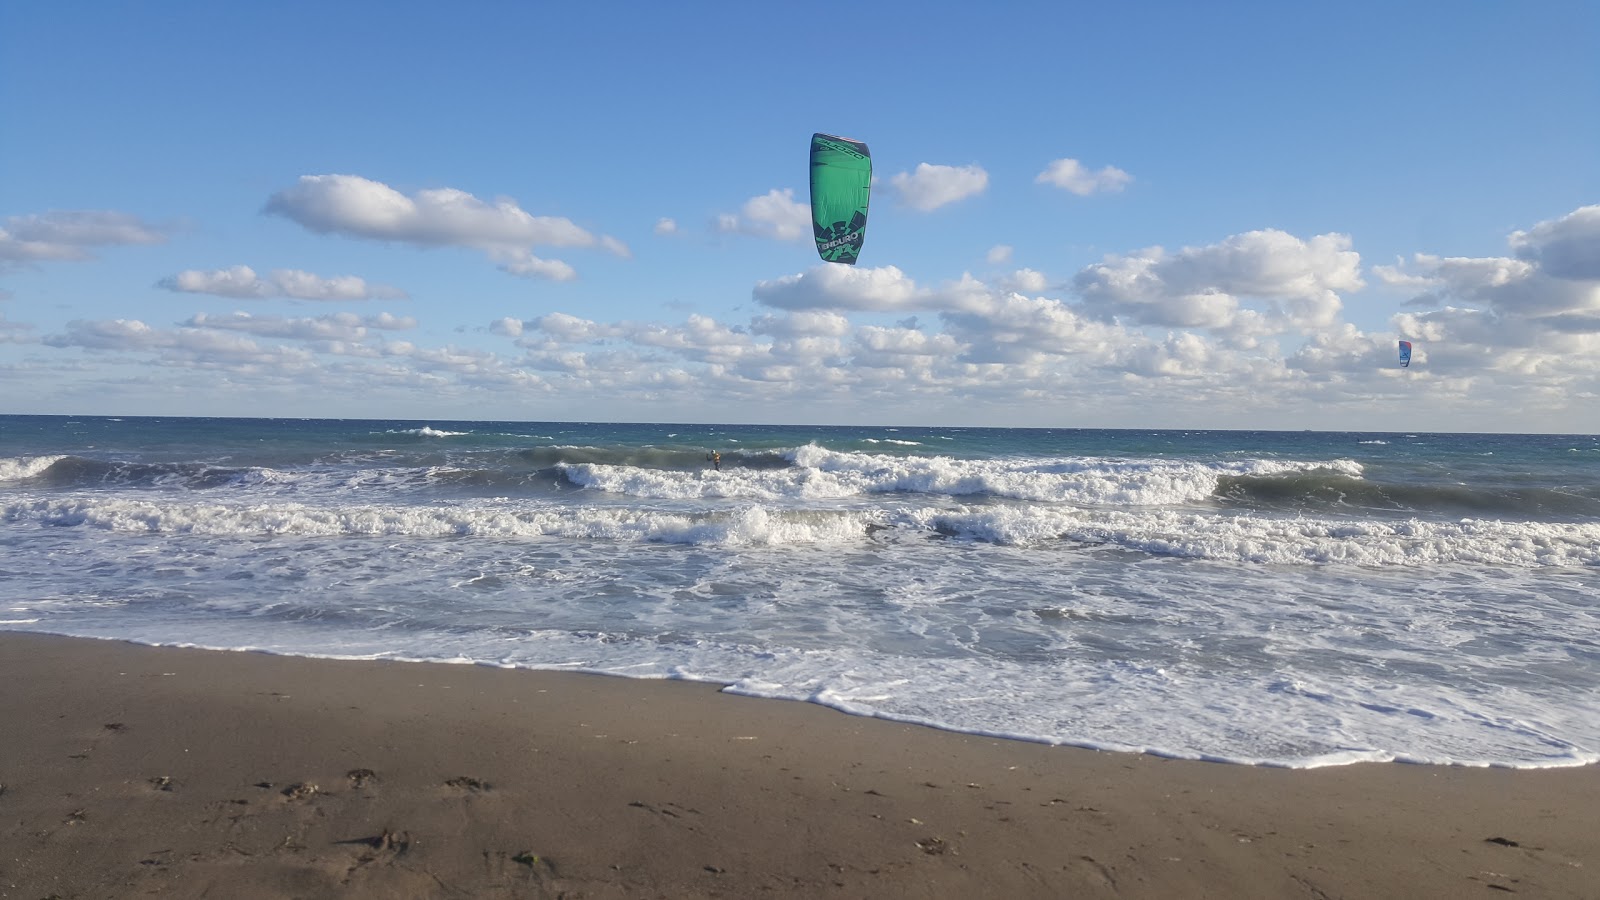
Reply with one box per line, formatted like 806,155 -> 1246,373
3,415 -> 1598,769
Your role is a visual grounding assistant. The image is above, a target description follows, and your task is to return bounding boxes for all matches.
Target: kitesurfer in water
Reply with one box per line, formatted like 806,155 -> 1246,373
712,450 -> 721,471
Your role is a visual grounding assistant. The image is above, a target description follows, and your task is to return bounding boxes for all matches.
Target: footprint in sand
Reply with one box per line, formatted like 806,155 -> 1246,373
338,828 -> 411,857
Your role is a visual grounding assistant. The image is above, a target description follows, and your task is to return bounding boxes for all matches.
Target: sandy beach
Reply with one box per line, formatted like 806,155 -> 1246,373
1,631 -> 1595,899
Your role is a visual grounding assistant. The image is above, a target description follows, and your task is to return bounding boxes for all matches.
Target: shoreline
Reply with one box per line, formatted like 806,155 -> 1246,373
3,631 -> 1596,898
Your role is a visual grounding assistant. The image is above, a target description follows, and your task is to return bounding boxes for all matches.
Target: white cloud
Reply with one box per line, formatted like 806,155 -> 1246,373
1288,323 -> 1400,374
1035,158 -> 1133,196
531,312 -> 626,344
40,309 -> 422,371
265,175 -> 590,247
851,325 -> 963,367
889,163 -> 988,211
25,205 -> 1600,430
43,318 -> 163,350
999,268 -> 1049,293
159,265 -> 409,301
162,265 -> 269,298
942,291 -> 1128,365
1363,207 -> 1600,386
749,310 -> 852,338
1510,204 -> 1600,280
715,188 -> 811,242
41,319 -> 314,369
986,245 -> 1013,264
491,249 -> 578,282
1074,230 -> 1363,334
599,235 -> 632,259
490,317 -> 524,337
0,210 -> 168,268
273,269 -> 406,301
753,265 -> 923,312
183,311 -> 417,341
263,174 -> 628,280
654,217 -> 678,236
1371,258 -> 1440,290
1379,206 -> 1600,322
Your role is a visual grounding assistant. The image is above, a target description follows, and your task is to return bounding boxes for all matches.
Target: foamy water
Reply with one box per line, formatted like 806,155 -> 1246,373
3,415 -> 1597,768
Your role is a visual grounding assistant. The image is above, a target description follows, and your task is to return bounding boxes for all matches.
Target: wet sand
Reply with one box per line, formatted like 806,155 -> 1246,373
2,631 -> 1595,899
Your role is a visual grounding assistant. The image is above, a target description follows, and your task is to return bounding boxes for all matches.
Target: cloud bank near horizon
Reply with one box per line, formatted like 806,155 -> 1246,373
8,203 -> 1598,428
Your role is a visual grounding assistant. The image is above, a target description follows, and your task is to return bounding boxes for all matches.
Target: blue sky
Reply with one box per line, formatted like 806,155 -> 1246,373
2,1 -> 1596,431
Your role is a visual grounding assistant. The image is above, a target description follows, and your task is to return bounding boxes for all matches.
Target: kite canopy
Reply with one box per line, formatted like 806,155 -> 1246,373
1399,340 -> 1413,368
810,133 -> 871,265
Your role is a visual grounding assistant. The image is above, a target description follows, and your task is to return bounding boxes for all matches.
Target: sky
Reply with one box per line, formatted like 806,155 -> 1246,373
2,1 -> 1597,432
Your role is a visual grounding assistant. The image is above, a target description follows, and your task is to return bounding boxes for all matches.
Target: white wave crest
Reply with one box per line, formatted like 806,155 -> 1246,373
9,492 -> 1595,568
910,506 -> 1600,568
0,455 -> 65,482
1,497 -> 871,547
567,446 -> 1364,507
388,427 -> 470,437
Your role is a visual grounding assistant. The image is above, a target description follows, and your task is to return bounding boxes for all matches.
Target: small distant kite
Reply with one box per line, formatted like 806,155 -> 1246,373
1399,340 -> 1413,368
809,133 -> 871,265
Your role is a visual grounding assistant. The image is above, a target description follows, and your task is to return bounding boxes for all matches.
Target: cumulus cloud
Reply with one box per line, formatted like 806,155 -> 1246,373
941,291 -> 1127,366
0,210 -> 168,268
850,325 -> 963,367
1035,158 -> 1133,196
889,163 -> 988,211
263,174 -> 628,280
654,217 -> 678,236
1378,206 -> 1600,326
480,274 -> 1231,422
986,245 -> 1013,264
1352,205 -> 1600,387
753,265 -> 923,312
1510,205 -> 1600,280
715,188 -> 812,242
1074,230 -> 1363,334
159,265 -> 409,301
162,265 -> 268,298
999,269 -> 1049,293
1288,323 -> 1402,374
530,311 -> 627,344
749,310 -> 852,339
490,317 -> 525,337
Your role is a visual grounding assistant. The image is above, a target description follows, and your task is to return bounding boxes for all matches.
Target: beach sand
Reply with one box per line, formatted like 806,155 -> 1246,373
2,632 -> 1595,899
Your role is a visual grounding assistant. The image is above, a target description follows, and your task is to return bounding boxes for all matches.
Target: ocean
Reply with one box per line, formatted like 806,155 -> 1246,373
3,415 -> 1597,768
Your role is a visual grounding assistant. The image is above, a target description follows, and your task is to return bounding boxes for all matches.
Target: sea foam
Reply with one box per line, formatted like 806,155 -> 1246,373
0,455 -> 66,482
